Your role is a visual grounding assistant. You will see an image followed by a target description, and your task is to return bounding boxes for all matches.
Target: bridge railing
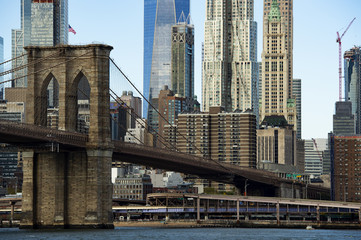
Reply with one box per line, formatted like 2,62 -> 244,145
0,119 -> 88,148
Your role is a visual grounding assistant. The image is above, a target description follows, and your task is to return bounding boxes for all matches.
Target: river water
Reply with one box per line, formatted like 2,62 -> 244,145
0,227 -> 361,240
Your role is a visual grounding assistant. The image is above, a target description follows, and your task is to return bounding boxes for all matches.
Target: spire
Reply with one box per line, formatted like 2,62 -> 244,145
268,0 -> 281,22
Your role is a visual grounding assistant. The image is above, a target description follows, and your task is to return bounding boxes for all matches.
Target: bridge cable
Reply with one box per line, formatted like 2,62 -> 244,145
0,51 -> 93,87
109,58 -> 238,175
0,51 -> 61,77
0,53 -> 27,67
109,89 -> 178,151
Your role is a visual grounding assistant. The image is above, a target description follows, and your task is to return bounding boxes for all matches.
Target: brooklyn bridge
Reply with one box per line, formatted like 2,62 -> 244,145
0,44 -> 328,228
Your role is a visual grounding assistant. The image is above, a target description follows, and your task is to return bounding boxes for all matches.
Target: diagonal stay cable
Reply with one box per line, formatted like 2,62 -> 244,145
109,58 -> 237,175
109,89 -> 178,151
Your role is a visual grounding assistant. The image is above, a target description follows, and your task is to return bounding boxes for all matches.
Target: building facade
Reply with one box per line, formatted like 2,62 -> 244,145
119,91 -> 142,129
304,139 -> 327,177
293,78 -> 301,139
171,20 -> 194,99
344,47 -> 361,134
331,136 -> 361,202
113,174 -> 153,200
333,101 -> 355,136
11,0 -> 68,88
260,0 -> 296,130
143,0 -> 190,120
202,0 -> 258,118
257,116 -> 296,167
165,106 -> 257,168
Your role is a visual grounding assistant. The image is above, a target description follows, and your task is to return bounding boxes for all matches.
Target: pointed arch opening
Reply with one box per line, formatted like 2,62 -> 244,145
73,71 -> 91,134
39,72 -> 59,128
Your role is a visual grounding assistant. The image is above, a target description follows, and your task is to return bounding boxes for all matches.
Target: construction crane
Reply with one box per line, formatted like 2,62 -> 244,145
336,17 -> 356,101
311,138 -> 323,163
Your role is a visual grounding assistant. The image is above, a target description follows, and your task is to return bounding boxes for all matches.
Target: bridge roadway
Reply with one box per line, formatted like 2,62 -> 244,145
0,119 -> 329,198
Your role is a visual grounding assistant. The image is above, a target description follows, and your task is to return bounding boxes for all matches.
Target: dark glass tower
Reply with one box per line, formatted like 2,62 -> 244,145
143,0 -> 190,126
344,47 -> 361,134
12,0 -> 68,88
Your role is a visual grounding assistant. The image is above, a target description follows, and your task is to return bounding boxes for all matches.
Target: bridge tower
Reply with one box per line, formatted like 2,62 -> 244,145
21,44 -> 114,228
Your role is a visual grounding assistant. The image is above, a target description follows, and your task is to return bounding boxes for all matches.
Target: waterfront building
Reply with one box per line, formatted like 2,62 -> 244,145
202,0 -> 258,119
113,174 -> 153,200
257,116 -> 296,167
344,47 -> 361,134
11,0 -> 68,91
333,101 -> 355,136
304,139 -> 327,177
143,0 -> 190,121
331,135 -> 361,202
260,0 -> 296,130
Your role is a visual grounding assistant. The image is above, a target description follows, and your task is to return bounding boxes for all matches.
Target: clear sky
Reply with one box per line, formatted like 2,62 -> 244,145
0,0 -> 361,140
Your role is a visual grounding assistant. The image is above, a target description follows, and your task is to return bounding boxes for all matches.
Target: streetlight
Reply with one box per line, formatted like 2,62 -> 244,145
244,179 -> 249,196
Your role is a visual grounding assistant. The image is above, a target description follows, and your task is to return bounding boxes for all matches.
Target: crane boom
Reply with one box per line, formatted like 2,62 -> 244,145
336,18 -> 356,101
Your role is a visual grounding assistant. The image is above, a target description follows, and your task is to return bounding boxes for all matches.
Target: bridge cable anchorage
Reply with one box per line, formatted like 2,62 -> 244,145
109,89 -> 178,151
109,58 -> 238,175
0,50 -> 61,77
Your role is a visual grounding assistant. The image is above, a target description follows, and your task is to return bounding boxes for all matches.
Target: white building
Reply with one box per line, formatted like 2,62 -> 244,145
304,139 -> 327,177
202,0 -> 258,118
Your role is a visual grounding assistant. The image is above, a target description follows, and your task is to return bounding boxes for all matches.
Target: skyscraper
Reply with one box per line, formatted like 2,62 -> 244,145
11,0 -> 68,88
333,101 -> 355,136
344,47 -> 361,133
202,0 -> 258,116
260,0 -> 296,130
293,78 -> 301,139
171,19 -> 194,100
143,0 -> 190,122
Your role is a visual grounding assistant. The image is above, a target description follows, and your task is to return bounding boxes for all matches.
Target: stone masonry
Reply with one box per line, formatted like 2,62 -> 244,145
21,44 -> 114,228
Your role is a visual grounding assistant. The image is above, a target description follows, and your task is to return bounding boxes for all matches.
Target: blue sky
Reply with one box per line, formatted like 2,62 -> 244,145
0,0 -> 361,140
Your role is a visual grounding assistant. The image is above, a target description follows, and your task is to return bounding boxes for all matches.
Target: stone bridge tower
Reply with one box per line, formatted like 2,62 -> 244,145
21,44 -> 114,228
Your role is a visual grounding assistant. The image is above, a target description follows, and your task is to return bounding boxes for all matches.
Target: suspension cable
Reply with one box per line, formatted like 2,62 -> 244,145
0,51 -> 61,77
109,58 -> 236,175
0,53 -> 27,67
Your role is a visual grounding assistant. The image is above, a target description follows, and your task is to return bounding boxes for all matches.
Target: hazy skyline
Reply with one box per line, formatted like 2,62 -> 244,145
0,0 -> 361,139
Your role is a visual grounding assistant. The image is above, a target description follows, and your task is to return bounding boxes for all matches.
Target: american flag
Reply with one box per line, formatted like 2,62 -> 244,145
69,25 -> 76,35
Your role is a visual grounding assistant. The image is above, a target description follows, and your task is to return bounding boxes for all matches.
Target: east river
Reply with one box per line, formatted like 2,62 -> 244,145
1,227 -> 361,240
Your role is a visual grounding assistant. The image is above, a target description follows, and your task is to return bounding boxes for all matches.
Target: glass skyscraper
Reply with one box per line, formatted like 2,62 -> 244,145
344,47 -> 361,134
12,0 -> 68,88
143,0 -> 190,123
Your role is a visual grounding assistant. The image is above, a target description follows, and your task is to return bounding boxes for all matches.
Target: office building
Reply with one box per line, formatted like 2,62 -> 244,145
304,139 -> 327,177
119,91 -> 142,129
12,0 -> 68,90
171,19 -> 194,99
331,135 -> 361,202
293,78 -> 301,139
257,116 -> 296,167
333,101 -> 355,135
260,0 -> 296,130
113,174 -> 153,200
344,47 -> 361,134
143,0 -> 190,121
202,0 -> 258,117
